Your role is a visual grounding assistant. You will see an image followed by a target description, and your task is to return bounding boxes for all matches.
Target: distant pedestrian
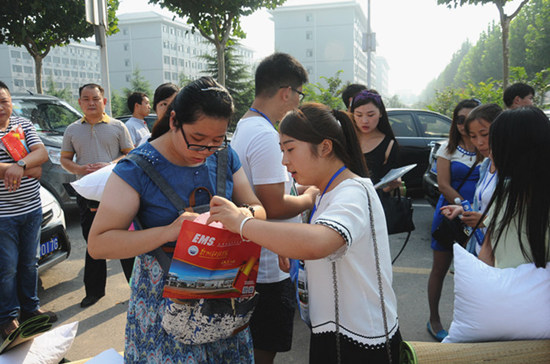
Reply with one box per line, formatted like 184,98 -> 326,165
125,92 -> 151,146
0,81 -> 55,340
61,83 -> 133,308
503,82 -> 534,109
341,83 -> 366,111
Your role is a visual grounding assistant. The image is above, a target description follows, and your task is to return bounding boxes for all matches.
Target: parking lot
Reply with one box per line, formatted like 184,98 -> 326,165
37,198 -> 453,362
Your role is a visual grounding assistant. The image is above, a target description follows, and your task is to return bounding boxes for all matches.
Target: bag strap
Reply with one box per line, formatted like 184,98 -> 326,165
128,149 -> 229,272
455,161 -> 478,193
355,179 -> 393,363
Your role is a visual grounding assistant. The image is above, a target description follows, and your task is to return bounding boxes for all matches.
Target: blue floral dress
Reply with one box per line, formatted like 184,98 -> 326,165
113,143 -> 254,363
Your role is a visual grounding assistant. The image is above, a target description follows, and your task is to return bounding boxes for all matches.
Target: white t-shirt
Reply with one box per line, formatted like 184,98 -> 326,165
125,116 -> 150,147
230,116 -> 299,283
307,177 -> 399,347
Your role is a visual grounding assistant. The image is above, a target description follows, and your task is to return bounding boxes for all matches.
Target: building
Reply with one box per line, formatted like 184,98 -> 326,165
375,55 -> 390,96
271,0 -> 387,93
0,41 -> 101,98
107,12 -> 255,93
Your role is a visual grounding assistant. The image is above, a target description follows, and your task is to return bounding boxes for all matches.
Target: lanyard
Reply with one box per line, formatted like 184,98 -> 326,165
478,162 -> 496,205
249,108 -> 276,130
308,165 -> 347,223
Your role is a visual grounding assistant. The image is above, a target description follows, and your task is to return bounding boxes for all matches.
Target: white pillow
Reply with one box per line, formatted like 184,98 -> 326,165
70,164 -> 115,201
443,245 -> 550,343
0,321 -> 78,364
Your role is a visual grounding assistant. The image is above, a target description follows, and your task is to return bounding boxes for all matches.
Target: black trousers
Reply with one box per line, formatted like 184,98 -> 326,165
76,194 -> 106,298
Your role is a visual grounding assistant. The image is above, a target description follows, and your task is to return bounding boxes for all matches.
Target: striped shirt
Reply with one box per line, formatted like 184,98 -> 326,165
0,116 -> 43,217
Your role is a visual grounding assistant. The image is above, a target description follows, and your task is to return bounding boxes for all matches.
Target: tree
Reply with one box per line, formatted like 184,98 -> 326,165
112,68 -> 153,116
303,71 -> 346,110
201,44 -> 255,129
149,0 -> 285,86
0,0 -> 119,94
45,76 -> 73,103
438,0 -> 531,89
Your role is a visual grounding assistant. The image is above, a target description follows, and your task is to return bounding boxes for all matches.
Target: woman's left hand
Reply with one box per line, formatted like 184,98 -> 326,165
207,195 -> 247,233
382,177 -> 402,193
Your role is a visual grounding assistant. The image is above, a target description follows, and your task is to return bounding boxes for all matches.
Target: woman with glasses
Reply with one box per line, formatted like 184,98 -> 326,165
427,99 -> 481,342
88,76 -> 265,363
350,90 -> 401,191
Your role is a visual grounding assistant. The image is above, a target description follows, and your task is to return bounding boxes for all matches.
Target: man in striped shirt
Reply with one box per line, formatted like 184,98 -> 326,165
0,81 -> 54,340
61,84 -> 133,308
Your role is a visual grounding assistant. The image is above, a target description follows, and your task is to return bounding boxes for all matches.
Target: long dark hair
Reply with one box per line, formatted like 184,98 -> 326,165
446,99 -> 481,154
279,103 -> 368,177
350,89 -> 395,140
484,107 -> 550,268
150,77 -> 233,140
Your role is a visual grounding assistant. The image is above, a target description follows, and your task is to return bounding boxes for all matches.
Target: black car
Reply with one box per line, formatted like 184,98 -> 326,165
11,93 -> 82,209
386,109 -> 451,191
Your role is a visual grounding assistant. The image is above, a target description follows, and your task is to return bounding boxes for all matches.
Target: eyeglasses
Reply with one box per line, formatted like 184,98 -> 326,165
180,127 -> 228,151
280,86 -> 305,101
456,115 -> 467,125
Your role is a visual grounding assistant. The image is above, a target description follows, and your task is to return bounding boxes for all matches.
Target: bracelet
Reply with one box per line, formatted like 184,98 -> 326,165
239,216 -> 254,242
240,203 -> 255,217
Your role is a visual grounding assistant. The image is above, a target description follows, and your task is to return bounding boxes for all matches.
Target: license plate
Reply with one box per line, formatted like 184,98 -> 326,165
40,236 -> 59,258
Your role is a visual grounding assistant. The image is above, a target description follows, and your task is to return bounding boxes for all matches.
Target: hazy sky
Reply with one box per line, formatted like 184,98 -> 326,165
118,0 -> 525,96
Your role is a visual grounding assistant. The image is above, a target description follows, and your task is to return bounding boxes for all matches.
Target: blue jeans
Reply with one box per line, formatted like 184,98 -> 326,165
0,208 -> 42,324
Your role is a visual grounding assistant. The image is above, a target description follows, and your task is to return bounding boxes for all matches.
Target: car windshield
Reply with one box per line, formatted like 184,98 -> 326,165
11,98 -> 81,134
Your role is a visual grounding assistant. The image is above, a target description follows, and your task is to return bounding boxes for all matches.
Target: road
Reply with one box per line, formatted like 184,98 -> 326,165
37,197 -> 454,362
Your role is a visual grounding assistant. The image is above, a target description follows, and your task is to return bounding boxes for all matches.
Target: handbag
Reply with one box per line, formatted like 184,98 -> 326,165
379,188 -> 415,235
431,161 -> 478,249
127,151 -> 259,345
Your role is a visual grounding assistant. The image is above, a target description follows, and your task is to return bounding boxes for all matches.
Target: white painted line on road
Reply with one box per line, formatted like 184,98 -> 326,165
412,203 -> 432,208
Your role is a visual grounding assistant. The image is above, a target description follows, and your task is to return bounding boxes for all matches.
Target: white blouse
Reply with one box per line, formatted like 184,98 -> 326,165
306,177 -> 399,348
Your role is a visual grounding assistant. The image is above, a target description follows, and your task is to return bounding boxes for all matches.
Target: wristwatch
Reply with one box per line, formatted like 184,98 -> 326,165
16,160 -> 26,170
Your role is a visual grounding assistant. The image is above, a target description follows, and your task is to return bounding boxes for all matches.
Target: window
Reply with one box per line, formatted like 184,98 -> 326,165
54,69 -> 62,76
306,31 -> 313,40
171,57 -> 177,65
12,65 -> 22,73
62,58 -> 69,65
125,74 -> 131,82
25,79 -> 34,87
53,57 -> 60,64
306,13 -> 313,22
71,71 -> 78,77
123,28 -> 128,35
125,59 -> 130,67
417,113 -> 451,138
163,41 -> 169,49
172,72 -> 178,80
162,25 -> 167,32
124,44 -> 129,51
14,79 -> 24,87
22,53 -> 31,60
306,49 -> 313,57
24,66 -> 33,74
387,113 -> 418,137
10,50 -> 21,58
63,70 -> 70,77
87,72 -> 94,78
164,71 -> 171,80
80,71 -> 86,78
71,59 -> 77,66
164,56 -> 170,65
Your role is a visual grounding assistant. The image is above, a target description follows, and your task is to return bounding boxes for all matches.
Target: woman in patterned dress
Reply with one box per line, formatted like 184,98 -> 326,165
88,77 -> 265,363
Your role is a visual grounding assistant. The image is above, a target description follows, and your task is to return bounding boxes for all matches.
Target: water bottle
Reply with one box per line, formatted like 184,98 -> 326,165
454,198 -> 485,244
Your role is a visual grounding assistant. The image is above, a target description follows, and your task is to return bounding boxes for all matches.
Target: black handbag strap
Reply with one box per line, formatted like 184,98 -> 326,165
127,149 -> 229,272
455,161 -> 478,193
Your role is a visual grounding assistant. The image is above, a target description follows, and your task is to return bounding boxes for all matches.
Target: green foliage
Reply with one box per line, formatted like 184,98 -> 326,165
303,71 -> 346,110
149,0 -> 286,86
200,44 -> 254,130
0,0 -> 119,93
111,68 -> 153,117
44,76 -> 73,103
385,95 -> 407,108
428,67 -> 550,116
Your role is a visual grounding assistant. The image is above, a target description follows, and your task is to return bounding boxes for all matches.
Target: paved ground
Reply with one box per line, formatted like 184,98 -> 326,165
37,198 -> 454,362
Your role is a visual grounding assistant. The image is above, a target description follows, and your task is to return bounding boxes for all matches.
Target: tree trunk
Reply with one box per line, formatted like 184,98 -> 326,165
33,55 -> 44,94
216,42 -> 226,87
497,5 -> 510,90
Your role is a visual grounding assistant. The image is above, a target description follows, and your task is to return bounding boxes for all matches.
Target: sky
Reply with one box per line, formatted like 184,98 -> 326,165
117,0 -> 526,97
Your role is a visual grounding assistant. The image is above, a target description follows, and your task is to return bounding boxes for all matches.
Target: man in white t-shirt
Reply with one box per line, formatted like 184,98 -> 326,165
125,92 -> 151,146
231,53 -> 318,364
